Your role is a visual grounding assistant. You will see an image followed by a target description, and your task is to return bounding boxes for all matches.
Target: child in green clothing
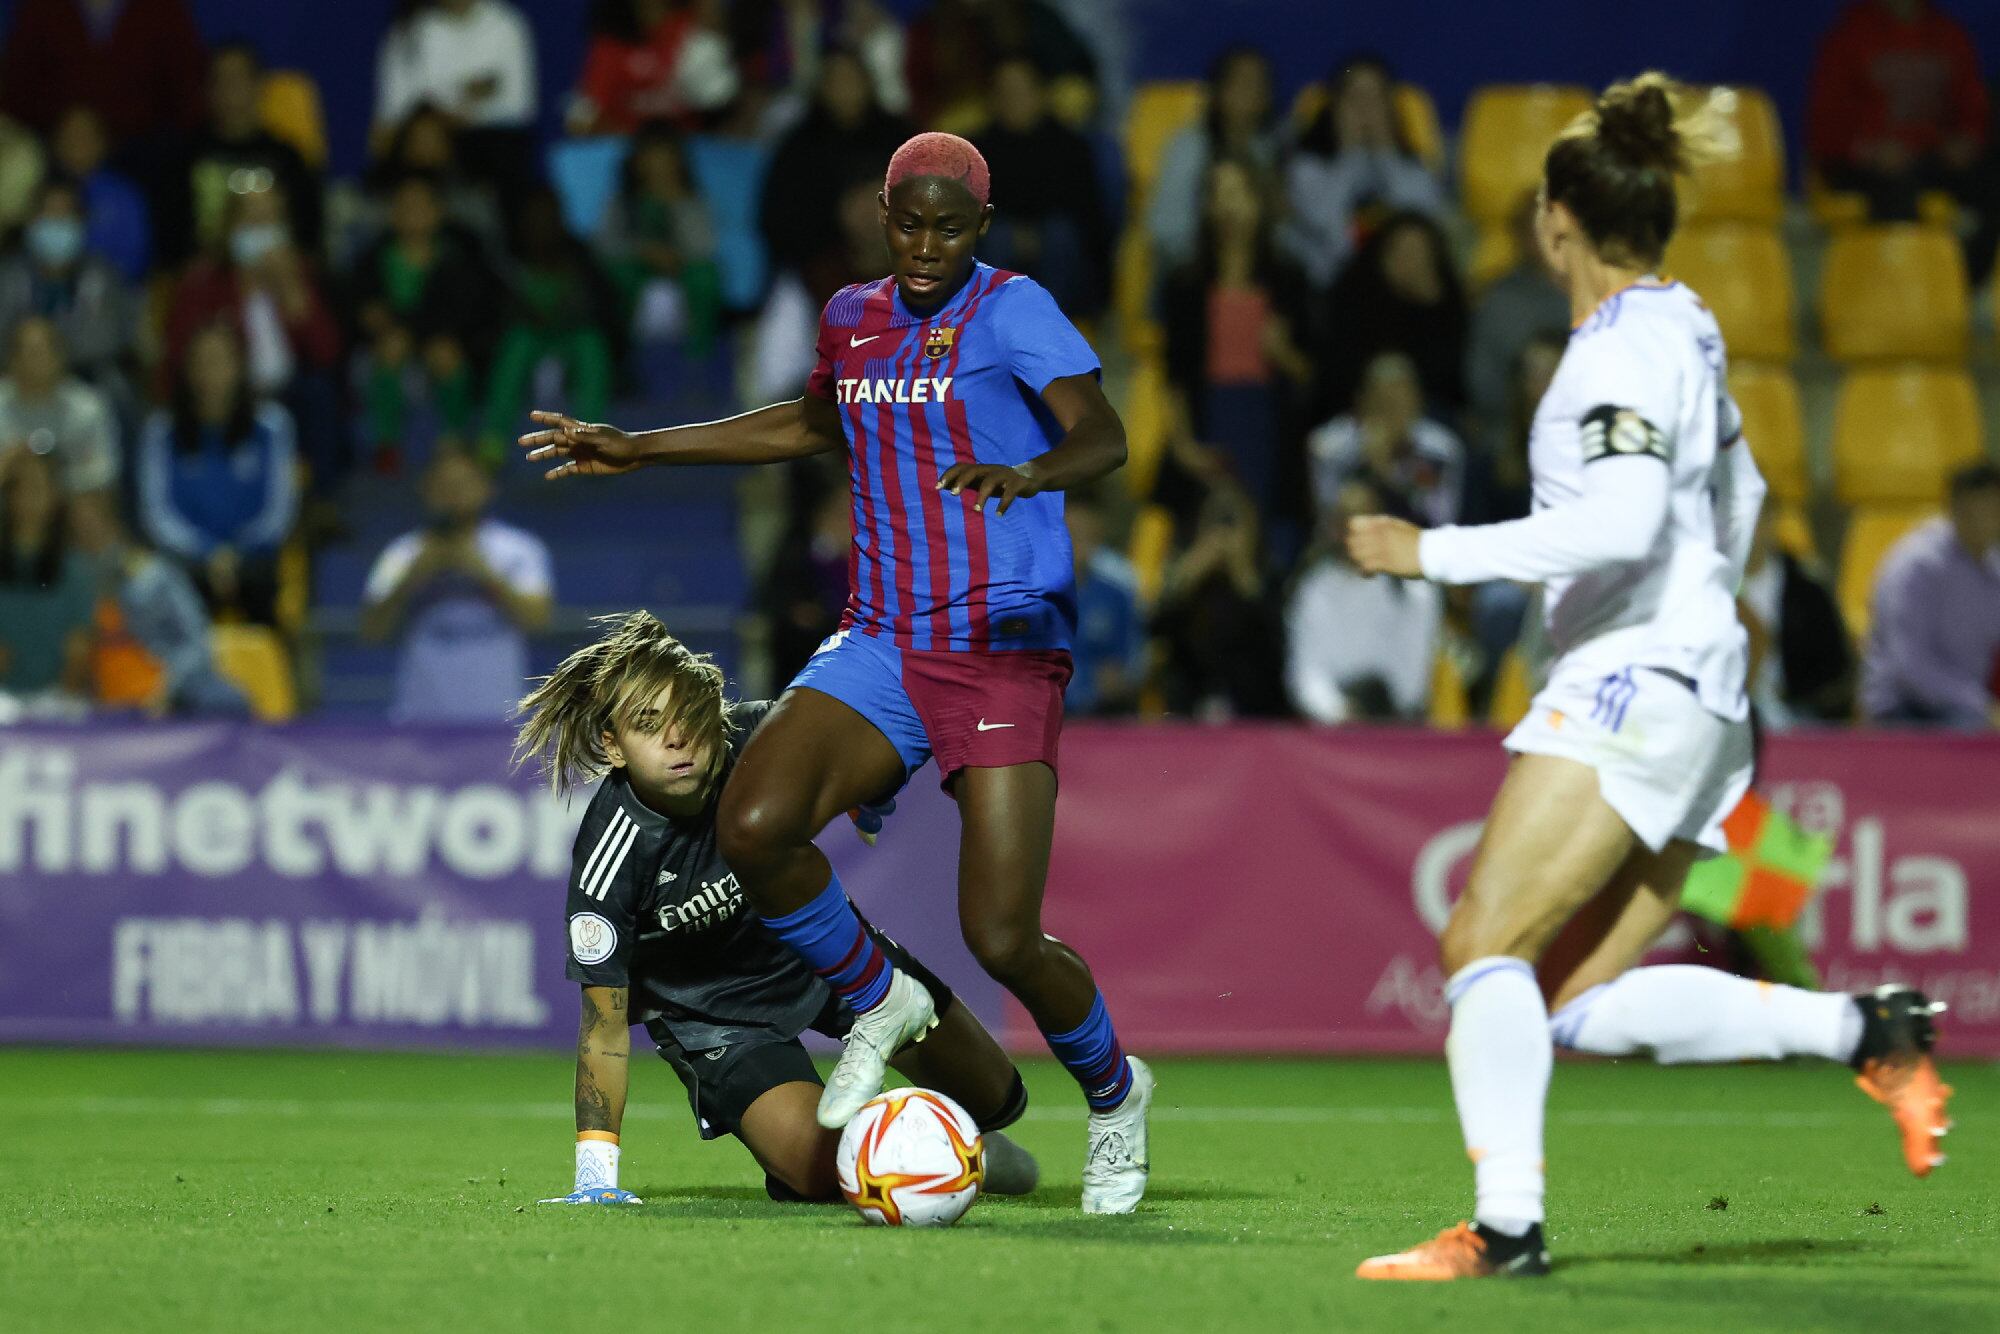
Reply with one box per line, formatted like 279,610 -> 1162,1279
480,188 -> 621,464
599,120 -> 722,355
353,172 -> 496,467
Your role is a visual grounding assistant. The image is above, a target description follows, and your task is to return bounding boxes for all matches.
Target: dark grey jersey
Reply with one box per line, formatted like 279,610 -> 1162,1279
562,701 -> 829,1050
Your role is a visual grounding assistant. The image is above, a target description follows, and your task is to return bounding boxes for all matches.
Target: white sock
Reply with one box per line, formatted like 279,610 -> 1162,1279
1446,956 -> 1549,1237
1550,965 -> 1862,1065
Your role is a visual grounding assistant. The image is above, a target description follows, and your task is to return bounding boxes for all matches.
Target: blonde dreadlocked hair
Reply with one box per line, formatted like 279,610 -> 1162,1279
513,611 -> 728,796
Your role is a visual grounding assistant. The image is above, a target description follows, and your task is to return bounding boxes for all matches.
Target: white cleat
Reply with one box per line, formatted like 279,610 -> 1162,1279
816,969 -> 937,1129
1081,1056 -> 1153,1214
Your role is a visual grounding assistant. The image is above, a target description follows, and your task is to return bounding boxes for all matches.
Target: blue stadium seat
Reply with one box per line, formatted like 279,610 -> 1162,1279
547,136 -> 630,239
686,135 -> 773,311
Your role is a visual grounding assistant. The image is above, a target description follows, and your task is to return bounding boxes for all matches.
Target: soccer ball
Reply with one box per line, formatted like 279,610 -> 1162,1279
835,1088 -> 984,1227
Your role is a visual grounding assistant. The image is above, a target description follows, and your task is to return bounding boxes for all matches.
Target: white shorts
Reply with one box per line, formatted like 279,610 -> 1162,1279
1504,661 -> 1754,854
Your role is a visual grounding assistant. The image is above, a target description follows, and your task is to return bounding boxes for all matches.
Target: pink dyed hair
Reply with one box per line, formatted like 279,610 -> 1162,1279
884,132 -> 991,206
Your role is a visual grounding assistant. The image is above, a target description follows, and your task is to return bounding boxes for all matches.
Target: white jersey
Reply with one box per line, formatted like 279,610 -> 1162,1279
1422,278 -> 1751,722
1531,280 -> 1747,717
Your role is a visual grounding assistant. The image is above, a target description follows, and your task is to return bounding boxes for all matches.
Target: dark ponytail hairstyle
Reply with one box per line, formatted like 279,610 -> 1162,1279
1543,72 -> 1730,269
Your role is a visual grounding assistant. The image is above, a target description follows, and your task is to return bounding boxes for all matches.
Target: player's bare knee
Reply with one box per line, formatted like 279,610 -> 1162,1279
715,786 -> 802,875
963,916 -> 1043,986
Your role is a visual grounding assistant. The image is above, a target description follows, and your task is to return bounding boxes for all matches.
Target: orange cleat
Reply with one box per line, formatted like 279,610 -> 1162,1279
1356,1221 -> 1551,1281
1848,985 -> 1952,1178
1856,1054 -> 1953,1177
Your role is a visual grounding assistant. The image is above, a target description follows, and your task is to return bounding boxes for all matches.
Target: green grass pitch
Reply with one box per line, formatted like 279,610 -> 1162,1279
1,1049 -> 1992,1332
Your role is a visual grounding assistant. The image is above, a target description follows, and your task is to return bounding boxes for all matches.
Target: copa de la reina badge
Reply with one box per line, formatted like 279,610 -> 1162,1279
569,913 -> 617,965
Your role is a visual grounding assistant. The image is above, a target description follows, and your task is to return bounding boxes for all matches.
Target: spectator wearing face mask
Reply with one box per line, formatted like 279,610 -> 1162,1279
0,177 -> 139,398
162,178 -> 342,481
158,41 -> 324,269
0,315 -> 120,500
1283,54 -> 1447,292
49,104 -> 150,283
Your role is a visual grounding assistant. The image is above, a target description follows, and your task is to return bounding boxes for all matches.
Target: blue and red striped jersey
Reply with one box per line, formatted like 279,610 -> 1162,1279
805,262 -> 1100,653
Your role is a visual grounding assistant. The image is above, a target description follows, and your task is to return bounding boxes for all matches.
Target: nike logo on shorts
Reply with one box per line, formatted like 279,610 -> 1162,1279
976,719 -> 1014,731
849,333 -> 881,347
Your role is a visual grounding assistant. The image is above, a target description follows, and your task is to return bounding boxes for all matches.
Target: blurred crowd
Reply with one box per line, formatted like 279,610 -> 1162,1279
0,0 -> 1995,734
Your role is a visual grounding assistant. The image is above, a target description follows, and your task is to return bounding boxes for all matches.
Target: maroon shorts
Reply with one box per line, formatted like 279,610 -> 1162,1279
903,646 -> 1072,786
789,631 -> 1072,787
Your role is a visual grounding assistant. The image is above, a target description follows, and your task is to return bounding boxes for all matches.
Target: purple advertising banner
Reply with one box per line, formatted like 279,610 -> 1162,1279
3,723 -> 1997,1055
0,723 -> 988,1050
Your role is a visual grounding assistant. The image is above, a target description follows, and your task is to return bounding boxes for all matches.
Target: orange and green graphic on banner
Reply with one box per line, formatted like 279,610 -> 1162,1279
1680,790 -> 1833,930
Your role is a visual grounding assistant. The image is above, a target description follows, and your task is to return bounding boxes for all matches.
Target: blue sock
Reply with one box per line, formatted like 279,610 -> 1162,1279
759,873 -> 892,1013
1042,991 -> 1134,1112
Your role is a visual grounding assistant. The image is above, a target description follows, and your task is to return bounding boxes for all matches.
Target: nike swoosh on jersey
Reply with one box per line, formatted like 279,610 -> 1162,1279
976,719 -> 1014,731
849,333 -> 881,347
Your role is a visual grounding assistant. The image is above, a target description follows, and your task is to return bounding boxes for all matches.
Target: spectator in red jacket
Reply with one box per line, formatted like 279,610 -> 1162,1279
162,178 -> 345,486
0,0 -> 206,140
1809,0 -> 1997,279
568,0 -> 738,135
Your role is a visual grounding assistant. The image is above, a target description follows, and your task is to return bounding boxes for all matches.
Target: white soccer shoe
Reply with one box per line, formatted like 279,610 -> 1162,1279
815,968 -> 938,1129
1081,1056 -> 1154,1214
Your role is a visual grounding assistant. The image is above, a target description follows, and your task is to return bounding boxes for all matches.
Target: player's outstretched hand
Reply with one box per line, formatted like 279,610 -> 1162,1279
939,462 -> 1042,515
1346,514 -> 1425,580
517,411 -> 646,480
538,1187 -> 645,1205
848,796 -> 896,846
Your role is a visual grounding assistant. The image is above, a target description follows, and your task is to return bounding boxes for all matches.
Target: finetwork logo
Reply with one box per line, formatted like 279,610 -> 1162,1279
0,744 -> 582,881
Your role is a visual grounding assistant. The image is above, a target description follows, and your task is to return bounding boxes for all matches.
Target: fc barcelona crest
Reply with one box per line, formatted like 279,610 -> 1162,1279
924,326 -> 956,359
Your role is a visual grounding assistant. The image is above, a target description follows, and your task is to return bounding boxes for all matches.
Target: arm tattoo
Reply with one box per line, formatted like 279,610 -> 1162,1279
574,987 -> 628,1134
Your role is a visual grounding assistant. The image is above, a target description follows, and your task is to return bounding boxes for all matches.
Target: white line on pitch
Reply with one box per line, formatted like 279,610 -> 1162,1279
0,1096 -> 1867,1130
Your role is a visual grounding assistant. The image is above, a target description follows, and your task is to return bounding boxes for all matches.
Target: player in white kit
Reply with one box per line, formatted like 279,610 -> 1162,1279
1347,74 -> 1950,1280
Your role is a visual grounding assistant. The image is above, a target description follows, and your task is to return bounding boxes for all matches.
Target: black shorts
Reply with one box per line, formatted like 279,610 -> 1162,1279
646,927 -> 955,1142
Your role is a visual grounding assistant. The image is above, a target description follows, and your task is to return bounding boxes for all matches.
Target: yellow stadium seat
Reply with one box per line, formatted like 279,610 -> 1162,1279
1113,223 -> 1161,356
1127,503 -> 1176,606
1120,355 -> 1170,498
1666,224 -> 1795,362
1487,648 -> 1536,730
1809,173 -> 1960,231
1681,86 -> 1784,223
1124,81 -> 1204,205
1459,84 -> 1595,223
1820,226 -> 1969,363
1467,224 -> 1520,290
1837,504 -> 1941,637
1428,651 -> 1470,729
211,624 -> 297,722
1770,501 -> 1820,564
1831,367 -> 1983,505
260,70 -> 328,169
1728,361 -> 1809,503
1396,84 -> 1445,177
